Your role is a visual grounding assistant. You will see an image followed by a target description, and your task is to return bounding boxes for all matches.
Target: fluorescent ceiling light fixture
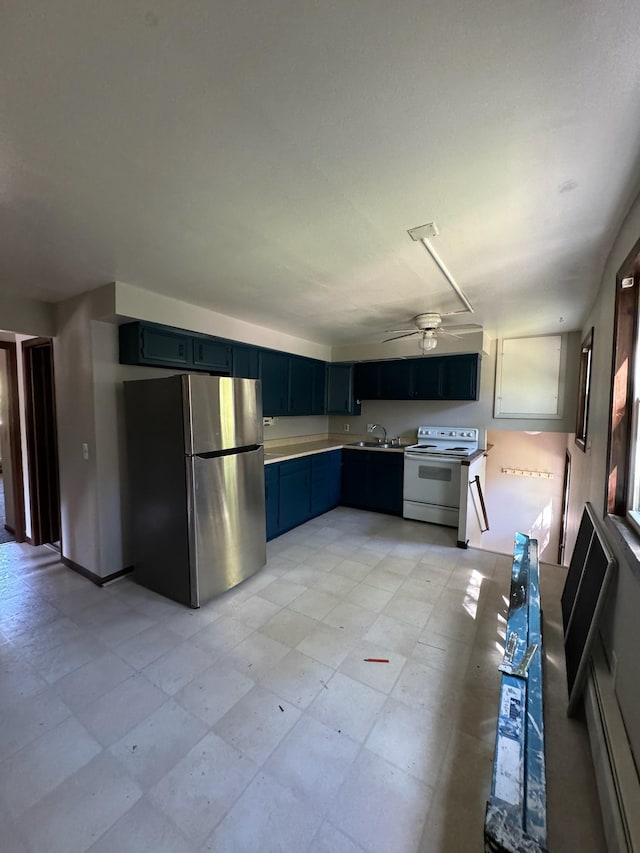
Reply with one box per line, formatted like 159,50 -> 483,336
407,222 -> 475,315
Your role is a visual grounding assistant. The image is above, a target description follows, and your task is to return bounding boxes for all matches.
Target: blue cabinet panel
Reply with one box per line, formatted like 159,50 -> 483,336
192,338 -> 231,372
232,345 -> 260,379
312,360 -> 327,415
260,350 -> 290,416
341,449 -> 403,516
265,465 -> 279,541
379,360 -> 413,400
354,361 -> 380,401
327,363 -> 361,415
289,357 -> 314,415
278,458 -> 311,532
441,353 -> 479,400
265,450 -> 341,541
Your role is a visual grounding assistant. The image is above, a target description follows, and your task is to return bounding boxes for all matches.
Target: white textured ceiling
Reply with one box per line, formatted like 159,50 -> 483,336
2,1 -> 640,345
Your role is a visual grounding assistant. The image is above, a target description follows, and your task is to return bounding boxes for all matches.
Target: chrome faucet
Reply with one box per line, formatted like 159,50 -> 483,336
369,424 -> 387,444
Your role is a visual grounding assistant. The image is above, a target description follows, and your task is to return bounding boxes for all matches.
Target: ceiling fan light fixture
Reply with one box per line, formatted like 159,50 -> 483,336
420,332 -> 438,353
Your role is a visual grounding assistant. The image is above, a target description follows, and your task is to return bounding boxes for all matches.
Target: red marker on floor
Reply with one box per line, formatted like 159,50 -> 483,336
363,658 -> 389,663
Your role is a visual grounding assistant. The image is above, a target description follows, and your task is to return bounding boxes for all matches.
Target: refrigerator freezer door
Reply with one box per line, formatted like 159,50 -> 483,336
188,446 -> 266,606
184,375 -> 263,455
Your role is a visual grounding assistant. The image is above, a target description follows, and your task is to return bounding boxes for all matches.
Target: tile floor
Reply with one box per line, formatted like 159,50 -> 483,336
0,508 -> 604,852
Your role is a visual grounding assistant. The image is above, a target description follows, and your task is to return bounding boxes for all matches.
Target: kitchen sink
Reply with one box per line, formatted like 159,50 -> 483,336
350,440 -> 409,449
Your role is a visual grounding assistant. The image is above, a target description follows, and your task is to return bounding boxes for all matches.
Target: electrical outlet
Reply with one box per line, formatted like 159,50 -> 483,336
343,423 -> 350,432
367,424 -> 374,432
82,442 -> 89,461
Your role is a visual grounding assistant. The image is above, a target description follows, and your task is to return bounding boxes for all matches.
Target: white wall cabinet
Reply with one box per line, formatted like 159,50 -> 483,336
494,335 -> 566,419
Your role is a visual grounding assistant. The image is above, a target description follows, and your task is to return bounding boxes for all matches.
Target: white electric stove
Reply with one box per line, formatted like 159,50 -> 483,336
404,426 -> 479,458
403,426 -> 479,526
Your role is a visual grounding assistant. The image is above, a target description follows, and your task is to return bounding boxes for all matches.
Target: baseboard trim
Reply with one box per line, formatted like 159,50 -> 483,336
585,638 -> 640,852
4,523 -> 15,535
61,556 -> 133,587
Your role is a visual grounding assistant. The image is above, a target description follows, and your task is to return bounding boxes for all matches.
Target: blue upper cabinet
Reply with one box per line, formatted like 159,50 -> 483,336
260,350 -> 290,416
354,361 -> 380,401
379,359 -> 413,400
192,337 -> 232,372
326,363 -> 361,415
120,322 -> 193,368
311,360 -> 327,415
353,354 -> 481,401
261,352 -> 327,416
441,353 -> 480,400
289,356 -> 314,415
412,356 -> 444,399
232,344 -> 260,379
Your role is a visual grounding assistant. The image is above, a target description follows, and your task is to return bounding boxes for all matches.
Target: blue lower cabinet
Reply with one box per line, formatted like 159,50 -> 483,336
265,465 -> 279,541
341,449 -> 403,516
278,458 -> 312,533
265,451 -> 342,541
310,450 -> 342,516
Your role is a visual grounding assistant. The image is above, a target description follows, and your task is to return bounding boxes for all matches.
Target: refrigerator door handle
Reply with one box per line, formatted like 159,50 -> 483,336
194,444 -> 262,460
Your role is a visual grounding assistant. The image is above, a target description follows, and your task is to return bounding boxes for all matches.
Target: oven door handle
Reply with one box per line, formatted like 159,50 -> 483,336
404,452 -> 460,463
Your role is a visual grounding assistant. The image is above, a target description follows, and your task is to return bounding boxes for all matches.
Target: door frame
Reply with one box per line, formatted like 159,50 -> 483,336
558,449 -> 572,565
0,340 -> 26,541
22,337 -> 61,547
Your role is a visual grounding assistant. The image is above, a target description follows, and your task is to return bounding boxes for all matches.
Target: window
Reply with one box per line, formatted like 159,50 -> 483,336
575,327 -> 593,452
606,247 -> 640,523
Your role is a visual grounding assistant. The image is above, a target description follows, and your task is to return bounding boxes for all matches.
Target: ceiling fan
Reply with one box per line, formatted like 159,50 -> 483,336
383,312 -> 482,352
382,222 -> 482,352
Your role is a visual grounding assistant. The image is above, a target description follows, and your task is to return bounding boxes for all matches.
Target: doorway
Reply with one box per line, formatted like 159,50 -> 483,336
558,449 -> 572,565
0,340 -> 26,543
22,338 -> 60,547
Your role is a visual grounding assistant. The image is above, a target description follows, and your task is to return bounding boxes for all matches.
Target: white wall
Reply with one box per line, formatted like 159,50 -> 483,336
483,430 -> 567,561
53,296 -> 101,574
564,190 -> 640,767
328,335 -> 581,445
0,295 -> 54,338
113,281 -> 332,361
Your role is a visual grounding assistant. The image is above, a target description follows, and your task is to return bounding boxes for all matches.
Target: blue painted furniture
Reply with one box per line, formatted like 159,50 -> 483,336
265,450 -> 342,541
341,449 -> 404,516
485,532 -> 547,853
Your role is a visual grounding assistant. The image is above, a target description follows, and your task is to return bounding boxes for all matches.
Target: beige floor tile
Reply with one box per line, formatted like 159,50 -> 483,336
331,748 -> 432,853
149,731 -> 258,845
264,715 -> 360,811
203,771 -> 324,852
309,671 -> 387,743
0,512 -> 607,853
213,685 -> 302,765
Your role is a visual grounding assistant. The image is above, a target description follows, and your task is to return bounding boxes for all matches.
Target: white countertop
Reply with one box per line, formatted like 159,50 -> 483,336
263,439 -> 490,465
263,439 -> 407,464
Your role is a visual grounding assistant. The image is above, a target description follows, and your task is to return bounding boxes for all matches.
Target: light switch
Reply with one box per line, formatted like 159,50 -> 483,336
82,443 -> 89,460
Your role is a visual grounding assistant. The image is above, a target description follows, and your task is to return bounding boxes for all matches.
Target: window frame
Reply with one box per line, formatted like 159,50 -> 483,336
575,327 -> 594,452
606,244 -> 640,518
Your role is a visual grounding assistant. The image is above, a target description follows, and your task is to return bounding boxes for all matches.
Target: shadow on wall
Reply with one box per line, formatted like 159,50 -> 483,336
482,431 -> 568,562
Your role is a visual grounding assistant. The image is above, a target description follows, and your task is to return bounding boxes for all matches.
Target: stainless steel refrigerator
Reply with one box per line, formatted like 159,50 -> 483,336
123,374 -> 266,607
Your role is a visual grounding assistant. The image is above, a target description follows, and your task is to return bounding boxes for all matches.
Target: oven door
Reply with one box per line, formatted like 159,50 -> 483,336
403,452 -> 461,526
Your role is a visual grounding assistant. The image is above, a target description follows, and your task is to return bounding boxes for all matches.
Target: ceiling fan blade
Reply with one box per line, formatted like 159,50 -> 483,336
382,331 -> 419,343
442,323 -> 482,333
438,328 -> 463,340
